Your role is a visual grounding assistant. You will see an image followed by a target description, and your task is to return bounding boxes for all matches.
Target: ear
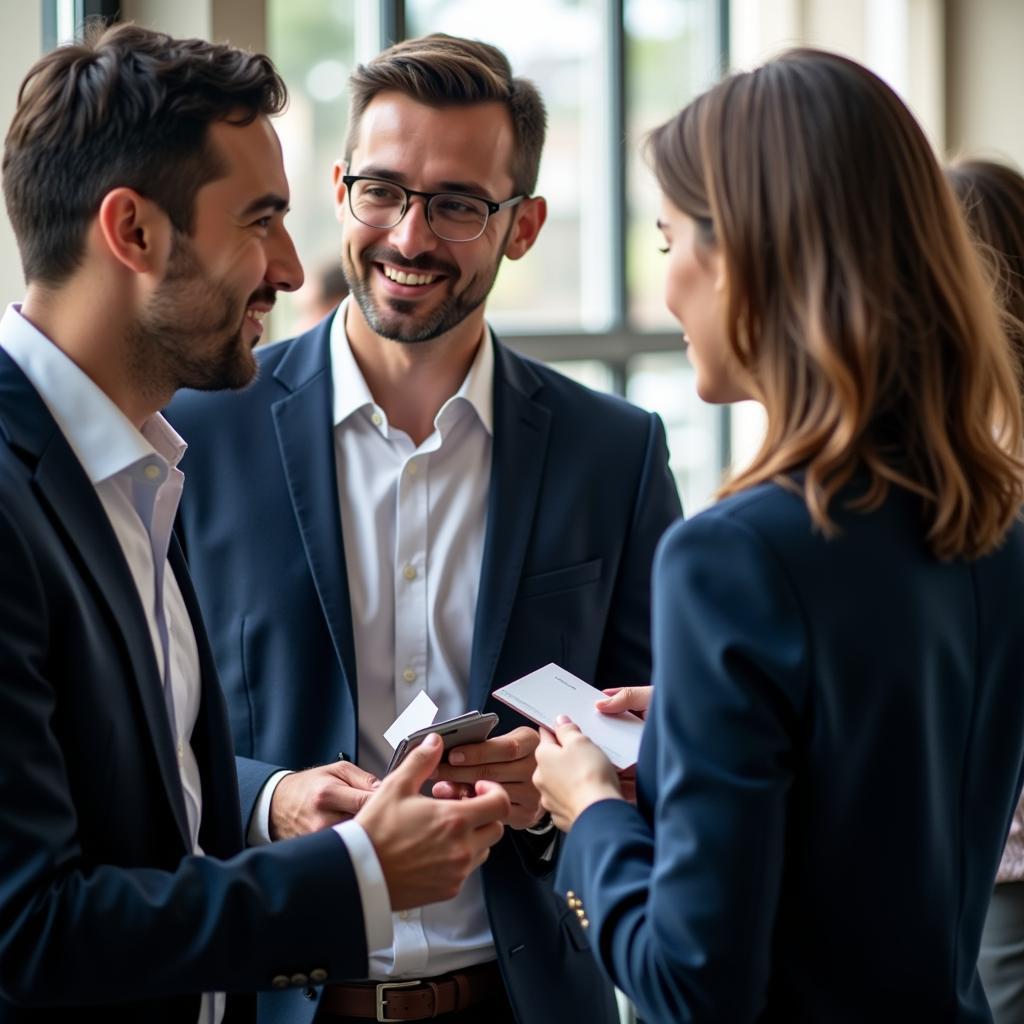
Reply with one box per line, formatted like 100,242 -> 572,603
332,160 -> 348,224
504,195 -> 547,261
711,245 -> 727,294
95,188 -> 171,275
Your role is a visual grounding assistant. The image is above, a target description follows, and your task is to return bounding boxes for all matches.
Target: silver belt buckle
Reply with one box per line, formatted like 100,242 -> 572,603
376,979 -> 422,1022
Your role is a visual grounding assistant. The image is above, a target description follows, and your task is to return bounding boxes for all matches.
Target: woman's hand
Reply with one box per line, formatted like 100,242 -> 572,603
532,716 -> 623,831
595,685 -> 652,719
594,686 -> 652,803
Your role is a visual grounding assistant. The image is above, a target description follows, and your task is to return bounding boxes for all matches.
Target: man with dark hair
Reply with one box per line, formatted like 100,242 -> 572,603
169,32 -> 682,1024
0,24 -> 510,1024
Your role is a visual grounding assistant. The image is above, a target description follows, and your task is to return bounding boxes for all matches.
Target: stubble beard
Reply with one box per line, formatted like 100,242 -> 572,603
128,234 -> 258,400
341,239 -> 507,344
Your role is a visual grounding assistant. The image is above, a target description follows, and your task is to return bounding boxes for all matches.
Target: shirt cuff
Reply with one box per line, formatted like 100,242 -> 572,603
333,819 -> 394,954
246,769 -> 293,847
526,813 -> 558,861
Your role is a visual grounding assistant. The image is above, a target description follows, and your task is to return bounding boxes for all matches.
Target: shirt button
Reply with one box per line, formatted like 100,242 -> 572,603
144,463 -> 161,480
177,739 -> 184,763
406,462 -> 418,476
371,411 -> 383,427
399,910 -> 409,920
403,668 -> 417,683
403,564 -> 417,581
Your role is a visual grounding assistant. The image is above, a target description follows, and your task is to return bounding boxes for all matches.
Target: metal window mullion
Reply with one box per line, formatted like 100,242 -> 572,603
382,0 -> 404,46
607,0 -> 627,335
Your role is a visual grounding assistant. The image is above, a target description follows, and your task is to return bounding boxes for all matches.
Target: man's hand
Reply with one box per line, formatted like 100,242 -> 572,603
432,726 -> 544,829
533,717 -> 623,832
269,761 -> 380,840
356,734 -> 511,911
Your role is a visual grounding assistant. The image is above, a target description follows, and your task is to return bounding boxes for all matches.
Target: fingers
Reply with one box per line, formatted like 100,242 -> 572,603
388,733 -> 443,794
333,761 -> 381,791
431,780 -> 474,800
595,685 -> 652,716
447,726 -> 538,766
434,758 -> 534,784
464,779 -> 512,825
554,716 -> 584,743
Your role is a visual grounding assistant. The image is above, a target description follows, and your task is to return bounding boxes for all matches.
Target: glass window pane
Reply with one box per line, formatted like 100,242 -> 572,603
626,0 -> 723,330
266,0 -> 359,336
626,350 -> 722,514
406,0 -> 608,333
546,359 -> 617,395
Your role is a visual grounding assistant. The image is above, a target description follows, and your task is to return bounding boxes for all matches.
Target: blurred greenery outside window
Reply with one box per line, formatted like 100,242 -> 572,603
267,0 -> 729,513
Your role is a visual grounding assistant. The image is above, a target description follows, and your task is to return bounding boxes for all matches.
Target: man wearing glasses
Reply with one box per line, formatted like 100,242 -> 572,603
168,33 -> 681,1024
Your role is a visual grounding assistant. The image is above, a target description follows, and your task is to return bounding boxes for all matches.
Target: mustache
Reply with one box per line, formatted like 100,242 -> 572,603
246,284 -> 278,308
362,246 -> 458,278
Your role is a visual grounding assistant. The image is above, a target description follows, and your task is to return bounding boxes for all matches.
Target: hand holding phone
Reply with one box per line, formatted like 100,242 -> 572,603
386,711 -> 499,774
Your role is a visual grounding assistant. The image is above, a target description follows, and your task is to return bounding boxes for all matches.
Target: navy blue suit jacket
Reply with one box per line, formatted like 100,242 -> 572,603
558,479 -> 1024,1023
0,352 -> 373,1022
167,315 -> 682,1024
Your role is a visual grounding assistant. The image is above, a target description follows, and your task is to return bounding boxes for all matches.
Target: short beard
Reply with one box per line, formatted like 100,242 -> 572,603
342,225 -> 511,344
128,234 -> 256,400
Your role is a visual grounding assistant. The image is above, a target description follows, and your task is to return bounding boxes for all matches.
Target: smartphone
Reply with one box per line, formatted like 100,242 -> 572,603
386,710 -> 500,774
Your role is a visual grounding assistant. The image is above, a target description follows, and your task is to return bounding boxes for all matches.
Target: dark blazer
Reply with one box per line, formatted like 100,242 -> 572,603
167,314 -> 682,1024
558,479 -> 1024,1023
0,351 -> 372,1023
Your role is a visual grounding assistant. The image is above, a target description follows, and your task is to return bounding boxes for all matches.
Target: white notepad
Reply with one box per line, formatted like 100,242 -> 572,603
493,663 -> 644,769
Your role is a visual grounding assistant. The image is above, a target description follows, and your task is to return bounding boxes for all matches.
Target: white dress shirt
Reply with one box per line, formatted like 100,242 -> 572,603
0,305 -> 224,1024
330,300 -> 496,979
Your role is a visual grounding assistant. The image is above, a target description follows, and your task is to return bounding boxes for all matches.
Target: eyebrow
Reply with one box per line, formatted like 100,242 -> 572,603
239,193 -> 289,217
356,167 -> 494,200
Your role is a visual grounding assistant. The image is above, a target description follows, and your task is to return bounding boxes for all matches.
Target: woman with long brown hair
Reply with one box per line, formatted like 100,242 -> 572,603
948,157 -> 1024,1024
534,51 -> 1024,1022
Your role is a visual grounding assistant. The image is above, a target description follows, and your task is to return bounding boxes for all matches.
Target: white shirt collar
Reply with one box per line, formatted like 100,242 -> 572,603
329,297 -> 495,437
0,303 -> 186,483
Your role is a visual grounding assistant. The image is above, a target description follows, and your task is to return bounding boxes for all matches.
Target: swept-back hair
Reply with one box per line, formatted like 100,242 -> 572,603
344,33 -> 546,196
3,21 -> 287,286
649,49 -> 1024,559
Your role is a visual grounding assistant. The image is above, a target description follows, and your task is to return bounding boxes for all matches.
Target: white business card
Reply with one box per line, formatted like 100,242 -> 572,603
383,690 -> 438,751
492,663 -> 644,770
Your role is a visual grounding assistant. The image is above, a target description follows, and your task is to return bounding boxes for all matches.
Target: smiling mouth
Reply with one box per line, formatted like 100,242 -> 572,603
379,263 -> 441,287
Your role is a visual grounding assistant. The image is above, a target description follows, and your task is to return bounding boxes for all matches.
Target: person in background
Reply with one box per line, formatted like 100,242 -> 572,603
533,49 -> 1024,1023
0,24 -> 509,1023
948,157 -> 1024,1024
167,32 -> 681,1024
295,261 -> 351,332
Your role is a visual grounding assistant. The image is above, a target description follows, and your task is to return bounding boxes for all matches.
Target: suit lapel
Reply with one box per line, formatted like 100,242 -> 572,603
469,340 -> 551,708
0,354 -> 191,848
270,322 -> 360,751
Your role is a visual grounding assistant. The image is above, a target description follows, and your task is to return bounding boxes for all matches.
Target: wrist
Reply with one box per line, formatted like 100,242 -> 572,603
571,782 -> 623,822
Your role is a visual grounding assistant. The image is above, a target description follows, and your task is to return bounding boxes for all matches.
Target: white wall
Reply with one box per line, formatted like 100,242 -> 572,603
945,0 -> 1024,170
0,1 -> 43,303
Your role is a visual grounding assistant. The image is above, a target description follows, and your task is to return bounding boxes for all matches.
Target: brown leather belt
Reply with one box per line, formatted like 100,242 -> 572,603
318,961 -> 504,1021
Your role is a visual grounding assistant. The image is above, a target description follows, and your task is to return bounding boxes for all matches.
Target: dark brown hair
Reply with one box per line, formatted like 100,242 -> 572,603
344,33 -> 546,196
649,49 -> 1024,559
3,21 -> 287,286
946,159 -> 1024,384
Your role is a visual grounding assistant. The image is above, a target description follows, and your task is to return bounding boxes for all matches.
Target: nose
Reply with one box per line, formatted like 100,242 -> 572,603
388,195 -> 438,259
265,222 -> 304,293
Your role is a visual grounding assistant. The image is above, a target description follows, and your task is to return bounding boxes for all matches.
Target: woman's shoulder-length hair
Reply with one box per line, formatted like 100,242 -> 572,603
650,48 -> 1024,560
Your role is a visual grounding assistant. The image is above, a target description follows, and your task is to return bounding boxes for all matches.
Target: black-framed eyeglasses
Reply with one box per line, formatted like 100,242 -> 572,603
342,175 -> 526,242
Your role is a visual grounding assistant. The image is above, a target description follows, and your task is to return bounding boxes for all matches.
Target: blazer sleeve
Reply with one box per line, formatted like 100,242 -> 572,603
593,412 -> 683,687
0,504 -> 368,1006
556,513 -> 809,1023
